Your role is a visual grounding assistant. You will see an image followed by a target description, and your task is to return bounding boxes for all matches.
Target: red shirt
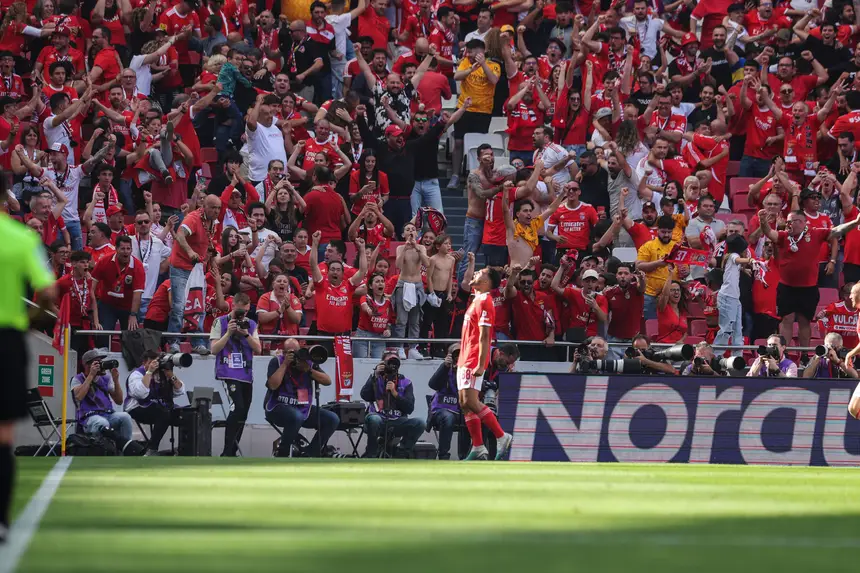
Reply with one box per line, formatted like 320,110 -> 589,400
349,170 -> 390,214
752,257 -> 779,317
482,187 -> 518,247
458,291 -> 495,370
690,134 -> 729,204
0,22 -> 26,54
604,283 -> 645,339
415,70 -> 451,115
507,101 -> 545,151
400,13 -> 431,49
301,137 -> 341,172
92,47 -> 121,100
37,46 -> 85,83
628,222 -> 657,249
86,243 -> 116,267
776,227 -> 830,287
819,301 -> 859,350
489,286 -> 511,336
744,106 -> 781,160
767,74 -> 819,104
158,6 -> 201,63
303,186 -> 344,243
358,9 -> 391,50
257,290 -> 302,335
657,303 -> 687,343
650,112 -> 687,135
828,110 -> 860,151
784,116 -> 822,174
170,209 -> 216,271
509,290 -> 552,340
744,10 -> 792,42
562,287 -> 608,337
0,73 -> 24,100
25,213 -> 66,246
56,274 -> 93,327
428,25 -> 455,76
843,206 -> 860,265
553,86 -> 590,146
548,202 -> 599,251
803,210 -> 833,262
358,295 -> 395,333
313,277 -> 356,333
146,279 -> 171,323
92,254 -> 145,311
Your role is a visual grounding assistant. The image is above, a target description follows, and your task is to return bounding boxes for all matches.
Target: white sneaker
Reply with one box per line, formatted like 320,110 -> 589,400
407,348 -> 425,360
398,348 -> 407,360
446,174 -> 460,189
464,445 -> 488,461
495,432 -> 513,460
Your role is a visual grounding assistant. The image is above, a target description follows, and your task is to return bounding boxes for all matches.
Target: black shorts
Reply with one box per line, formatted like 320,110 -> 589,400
0,329 -> 29,422
776,283 -> 820,321
454,111 -> 493,139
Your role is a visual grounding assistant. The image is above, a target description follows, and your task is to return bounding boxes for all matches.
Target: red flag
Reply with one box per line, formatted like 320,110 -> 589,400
334,335 -> 354,400
52,293 -> 70,355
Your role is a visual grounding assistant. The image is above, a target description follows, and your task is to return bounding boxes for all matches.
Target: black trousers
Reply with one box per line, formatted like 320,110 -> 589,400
222,380 -> 252,456
129,404 -> 173,451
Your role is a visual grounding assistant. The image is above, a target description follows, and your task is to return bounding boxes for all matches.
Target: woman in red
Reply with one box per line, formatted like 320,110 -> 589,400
552,59 -> 593,156
348,150 -> 389,216
0,2 -> 54,59
91,0 -> 133,64
657,267 -> 689,344
354,272 -> 394,358
256,273 -> 303,351
214,226 -> 250,270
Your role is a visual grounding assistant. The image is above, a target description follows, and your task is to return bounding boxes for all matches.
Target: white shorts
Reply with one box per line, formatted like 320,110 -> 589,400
457,366 -> 481,391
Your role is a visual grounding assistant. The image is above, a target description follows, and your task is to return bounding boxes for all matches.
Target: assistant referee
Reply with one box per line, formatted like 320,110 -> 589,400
0,213 -> 56,543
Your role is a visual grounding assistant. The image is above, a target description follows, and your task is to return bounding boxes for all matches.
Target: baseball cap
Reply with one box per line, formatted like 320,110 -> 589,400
775,29 -> 792,42
82,348 -> 109,364
53,25 -> 70,36
155,23 -> 168,34
500,24 -> 515,34
642,201 -> 657,211
582,269 -> 600,280
799,188 -> 822,201
594,107 -> 612,120
106,205 -> 126,217
384,125 -> 404,138
681,32 -> 699,46
48,142 -> 69,155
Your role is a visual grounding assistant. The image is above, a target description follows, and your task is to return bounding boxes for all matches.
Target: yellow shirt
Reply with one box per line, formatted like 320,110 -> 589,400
0,215 -> 55,331
670,214 -> 687,244
637,238 -> 678,297
515,214 -> 545,251
457,58 -> 501,114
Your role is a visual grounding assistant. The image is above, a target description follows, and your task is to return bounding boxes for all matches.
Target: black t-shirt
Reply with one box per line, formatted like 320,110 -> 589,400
287,37 -> 323,86
267,209 -> 296,241
667,59 -> 702,103
687,105 -> 718,131
803,36 -> 852,80
629,89 -> 655,114
699,46 -> 743,92
579,169 -> 610,214
285,265 -> 310,289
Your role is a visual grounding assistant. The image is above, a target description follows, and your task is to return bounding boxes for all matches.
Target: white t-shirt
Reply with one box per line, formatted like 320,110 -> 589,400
249,227 -> 280,270
619,15 -> 664,59
720,252 -> 741,299
43,165 -> 84,223
534,143 -> 573,186
131,235 -> 170,299
326,13 -> 352,59
245,120 -> 287,182
125,369 -> 185,411
464,29 -> 490,44
42,115 -> 75,164
129,55 -> 153,96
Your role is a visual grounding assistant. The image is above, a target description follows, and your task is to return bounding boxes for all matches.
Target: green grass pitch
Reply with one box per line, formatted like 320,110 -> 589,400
9,458 -> 860,573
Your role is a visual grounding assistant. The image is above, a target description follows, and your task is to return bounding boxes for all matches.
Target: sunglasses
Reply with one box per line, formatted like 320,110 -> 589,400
780,89 -> 793,94
413,117 -> 428,123
135,220 -> 151,225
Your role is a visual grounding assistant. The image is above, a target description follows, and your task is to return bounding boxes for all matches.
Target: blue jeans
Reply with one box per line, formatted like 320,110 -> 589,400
565,144 -> 588,159
364,414 -> 425,457
117,179 -> 135,213
97,301 -> 130,347
266,404 -> 339,457
167,266 -> 192,340
739,155 -> 772,179
84,412 -> 133,442
643,294 -> 657,320
430,408 -> 458,459
138,298 -> 151,323
352,328 -> 387,359
713,293 -> 743,355
215,100 -> 245,152
410,179 -> 444,218
607,335 -> 632,359
457,216 -> 484,282
509,150 -> 534,166
66,219 -> 83,250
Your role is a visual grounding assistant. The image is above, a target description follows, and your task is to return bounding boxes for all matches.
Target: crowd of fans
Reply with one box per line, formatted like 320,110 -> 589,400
7,0 -> 860,377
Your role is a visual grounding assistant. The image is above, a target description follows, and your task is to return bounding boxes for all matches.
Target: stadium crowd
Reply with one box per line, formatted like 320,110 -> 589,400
6,0 -> 860,381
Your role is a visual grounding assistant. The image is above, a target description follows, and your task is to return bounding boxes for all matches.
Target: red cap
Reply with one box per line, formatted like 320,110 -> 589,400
106,205 -> 126,217
54,25 -> 71,36
384,125 -> 404,138
681,33 -> 699,46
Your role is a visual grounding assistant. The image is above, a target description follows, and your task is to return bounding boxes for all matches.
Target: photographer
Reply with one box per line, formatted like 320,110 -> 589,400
627,334 -> 678,375
683,342 -> 720,376
570,337 -> 610,373
802,333 -> 859,379
747,335 -> 798,378
360,351 -> 424,458
71,349 -> 132,442
265,338 -> 338,458
124,350 -> 186,456
211,293 -> 262,457
428,343 -> 461,460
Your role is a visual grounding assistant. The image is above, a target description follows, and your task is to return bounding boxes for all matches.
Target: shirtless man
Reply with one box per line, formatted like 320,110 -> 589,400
503,181 -> 566,267
395,222 -> 431,359
423,233 -> 455,357
458,144 -> 502,282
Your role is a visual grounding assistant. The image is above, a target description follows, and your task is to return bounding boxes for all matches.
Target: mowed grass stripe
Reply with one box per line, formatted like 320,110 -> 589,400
14,459 -> 860,573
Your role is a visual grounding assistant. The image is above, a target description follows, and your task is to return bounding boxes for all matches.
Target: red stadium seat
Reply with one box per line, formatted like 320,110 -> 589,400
733,193 -> 751,212
686,336 -> 705,345
689,319 -> 708,337
645,319 -> 659,339
200,162 -> 213,180
687,300 -> 704,318
201,147 -> 219,165
819,288 -> 839,307
345,242 -> 358,265
726,161 -> 740,178
299,327 -> 310,336
729,177 -> 758,200
304,295 -> 315,310
715,213 -> 747,228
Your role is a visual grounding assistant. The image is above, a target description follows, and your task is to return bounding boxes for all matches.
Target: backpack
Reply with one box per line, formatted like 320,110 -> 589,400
66,433 -> 118,456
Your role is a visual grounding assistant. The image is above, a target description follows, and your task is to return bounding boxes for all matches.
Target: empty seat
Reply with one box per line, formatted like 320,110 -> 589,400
201,147 -> 219,164
645,319 -> 659,339
464,133 -> 506,172
726,161 -> 740,178
819,288 -> 839,307
715,213 -> 747,228
729,177 -> 759,200
689,319 -> 709,337
733,193 -> 751,212
612,247 -> 638,262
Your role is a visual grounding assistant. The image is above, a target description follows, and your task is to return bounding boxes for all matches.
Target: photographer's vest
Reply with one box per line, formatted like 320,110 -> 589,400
123,366 -> 171,410
263,355 -> 313,420
430,369 -> 460,414
215,315 -> 257,383
368,375 -> 411,421
73,373 -> 115,426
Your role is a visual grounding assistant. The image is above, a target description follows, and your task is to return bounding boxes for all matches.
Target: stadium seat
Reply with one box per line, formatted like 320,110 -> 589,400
201,147 -> 219,165
645,319 -> 659,338
489,116 -> 510,149
686,336 -> 705,345
726,161 -> 740,178
612,247 -> 638,262
304,295 -> 315,310
689,319 -> 708,337
200,162 -> 213,180
729,177 -> 758,200
465,133 -> 506,172
716,213 -> 746,228
345,242 -> 357,265
441,95 -> 458,112
687,301 -> 704,318
819,288 -> 839,307
733,193 -> 751,212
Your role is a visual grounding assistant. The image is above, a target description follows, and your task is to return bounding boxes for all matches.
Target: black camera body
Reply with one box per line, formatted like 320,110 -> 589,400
757,345 -> 781,360
98,359 -> 119,373
233,309 -> 250,331
383,355 -> 401,378
289,345 -> 328,366
815,345 -> 848,359
626,343 -> 693,363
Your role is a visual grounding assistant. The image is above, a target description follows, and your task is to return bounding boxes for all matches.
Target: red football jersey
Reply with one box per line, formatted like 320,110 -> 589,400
358,295 -> 395,334
482,187 -> 518,247
604,283 -> 645,339
548,202 -> 598,251
313,278 -> 356,333
776,227 -> 830,287
562,286 -> 608,337
91,254 -> 145,311
458,291 -> 495,370
819,301 -> 859,350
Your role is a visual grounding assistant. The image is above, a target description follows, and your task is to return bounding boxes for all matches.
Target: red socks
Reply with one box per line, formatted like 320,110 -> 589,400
464,413 -> 483,447
478,406 -> 505,439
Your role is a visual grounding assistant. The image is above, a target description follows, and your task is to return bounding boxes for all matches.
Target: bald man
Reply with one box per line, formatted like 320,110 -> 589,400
167,195 -> 221,354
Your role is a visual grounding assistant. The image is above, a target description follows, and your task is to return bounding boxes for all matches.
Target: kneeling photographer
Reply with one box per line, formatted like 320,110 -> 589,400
265,339 -> 338,457
747,335 -> 798,378
682,342 -> 745,376
124,350 -> 187,456
802,333 -> 859,379
71,349 -> 133,443
428,343 -> 461,460
360,351 -> 424,458
626,334 -> 684,376
571,337 -> 609,373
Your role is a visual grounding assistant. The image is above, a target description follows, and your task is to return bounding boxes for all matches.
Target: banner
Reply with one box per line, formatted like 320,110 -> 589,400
334,335 -> 354,400
52,293 -> 70,354
497,374 -> 860,466
665,245 -> 709,267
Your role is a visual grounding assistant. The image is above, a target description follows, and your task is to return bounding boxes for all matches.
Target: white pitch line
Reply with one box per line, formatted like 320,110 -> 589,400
0,456 -> 73,573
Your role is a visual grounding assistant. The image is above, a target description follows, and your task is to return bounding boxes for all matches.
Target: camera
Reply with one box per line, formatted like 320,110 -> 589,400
577,358 -> 643,374
694,356 -> 746,372
234,309 -> 250,331
291,345 -> 328,365
98,359 -> 119,373
815,345 -> 848,359
757,345 -> 781,360
626,343 -> 694,362
383,355 -> 400,377
451,349 -> 460,364
158,352 -> 193,369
